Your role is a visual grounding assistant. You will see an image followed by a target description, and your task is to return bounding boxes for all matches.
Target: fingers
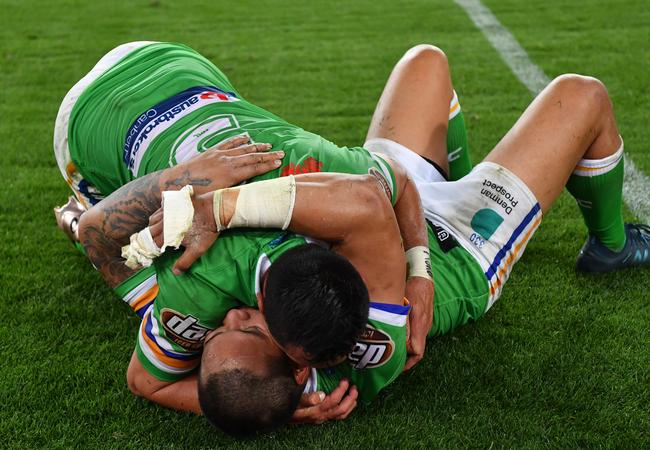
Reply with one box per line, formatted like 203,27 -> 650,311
231,149 -> 284,167
148,209 -> 164,248
319,379 -> 349,410
404,331 -> 425,372
149,208 -> 164,225
173,245 -> 206,275
290,382 -> 357,424
224,142 -> 272,157
233,151 -> 284,179
328,385 -> 358,420
404,325 -> 426,371
214,135 -> 250,150
298,391 -> 325,407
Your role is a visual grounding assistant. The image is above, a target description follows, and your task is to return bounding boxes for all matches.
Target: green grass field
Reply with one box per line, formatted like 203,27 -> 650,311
1,0 -> 649,447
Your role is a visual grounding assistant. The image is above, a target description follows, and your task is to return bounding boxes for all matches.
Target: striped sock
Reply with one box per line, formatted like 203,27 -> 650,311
566,141 -> 626,251
446,90 -> 472,180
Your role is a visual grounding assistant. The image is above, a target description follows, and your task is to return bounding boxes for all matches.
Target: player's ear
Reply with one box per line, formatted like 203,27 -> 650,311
257,292 -> 265,313
257,274 -> 268,313
293,366 -> 310,385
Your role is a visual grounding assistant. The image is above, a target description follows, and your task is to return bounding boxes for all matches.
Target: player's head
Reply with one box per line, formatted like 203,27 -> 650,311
261,244 -> 370,367
198,308 -> 307,437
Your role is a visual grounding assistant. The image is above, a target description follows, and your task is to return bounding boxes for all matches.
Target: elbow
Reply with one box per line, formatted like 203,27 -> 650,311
126,367 -> 145,399
358,174 -> 395,222
76,208 -> 97,249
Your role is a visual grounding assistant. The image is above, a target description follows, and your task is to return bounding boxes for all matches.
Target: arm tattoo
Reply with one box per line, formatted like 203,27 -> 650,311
80,169 -> 211,287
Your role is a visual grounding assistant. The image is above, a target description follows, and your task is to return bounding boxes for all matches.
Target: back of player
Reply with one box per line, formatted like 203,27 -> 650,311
55,41 -> 397,207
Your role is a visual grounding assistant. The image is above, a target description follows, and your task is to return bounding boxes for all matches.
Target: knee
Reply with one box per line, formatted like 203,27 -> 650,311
400,44 -> 449,73
550,74 -> 611,112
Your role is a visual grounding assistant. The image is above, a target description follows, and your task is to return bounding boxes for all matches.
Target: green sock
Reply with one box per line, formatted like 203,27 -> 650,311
446,92 -> 472,180
566,144 -> 626,251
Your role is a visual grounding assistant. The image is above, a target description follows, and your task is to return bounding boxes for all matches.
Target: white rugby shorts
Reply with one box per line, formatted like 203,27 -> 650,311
365,137 -> 542,310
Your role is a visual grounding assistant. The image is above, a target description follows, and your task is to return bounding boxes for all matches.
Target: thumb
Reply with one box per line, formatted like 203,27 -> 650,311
298,391 -> 325,407
307,391 -> 326,406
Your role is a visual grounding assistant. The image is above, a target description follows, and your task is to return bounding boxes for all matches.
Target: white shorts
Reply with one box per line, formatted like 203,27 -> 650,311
53,41 -> 155,207
365,138 -> 542,310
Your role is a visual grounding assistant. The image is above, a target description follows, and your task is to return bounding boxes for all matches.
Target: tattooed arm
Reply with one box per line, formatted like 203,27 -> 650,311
78,137 -> 284,287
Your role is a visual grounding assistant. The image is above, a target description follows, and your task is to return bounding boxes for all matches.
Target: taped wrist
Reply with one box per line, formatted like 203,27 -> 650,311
213,175 -> 296,231
406,246 -> 433,281
161,185 -> 194,249
121,185 -> 195,269
121,227 -> 161,269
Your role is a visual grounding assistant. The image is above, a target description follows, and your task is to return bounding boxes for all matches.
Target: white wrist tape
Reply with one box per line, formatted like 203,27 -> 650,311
406,246 -> 433,281
121,227 -> 162,269
213,175 -> 296,231
121,185 -> 195,269
161,185 -> 195,249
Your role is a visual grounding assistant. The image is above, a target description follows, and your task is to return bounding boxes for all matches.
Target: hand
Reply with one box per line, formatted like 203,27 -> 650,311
148,192 -> 219,274
290,379 -> 358,425
168,135 -> 285,195
404,276 -> 434,372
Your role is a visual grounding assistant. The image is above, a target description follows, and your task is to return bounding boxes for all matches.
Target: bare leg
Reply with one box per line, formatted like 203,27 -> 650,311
483,74 -> 622,214
366,45 -> 455,173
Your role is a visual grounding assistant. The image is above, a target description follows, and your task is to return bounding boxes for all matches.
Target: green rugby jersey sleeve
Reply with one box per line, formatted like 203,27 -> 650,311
306,302 -> 409,404
133,231 -> 309,382
112,265 -> 198,382
133,246 -> 244,382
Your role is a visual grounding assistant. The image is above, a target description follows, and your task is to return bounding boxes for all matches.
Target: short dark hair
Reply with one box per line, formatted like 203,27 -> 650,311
264,244 -> 370,364
198,356 -> 303,437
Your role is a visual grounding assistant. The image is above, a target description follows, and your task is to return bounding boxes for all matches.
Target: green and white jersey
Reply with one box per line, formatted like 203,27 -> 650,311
114,230 -> 313,382
77,41 -> 487,403
305,302 -> 409,404
304,222 -> 489,404
426,222 -> 489,338
115,229 -> 409,402
67,42 -> 397,205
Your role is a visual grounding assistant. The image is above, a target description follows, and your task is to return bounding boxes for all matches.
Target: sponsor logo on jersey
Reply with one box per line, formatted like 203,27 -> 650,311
280,157 -> 323,176
480,178 -> 518,215
161,308 -> 209,351
123,86 -> 239,176
169,114 -> 242,165
348,325 -> 394,369
470,208 -> 504,241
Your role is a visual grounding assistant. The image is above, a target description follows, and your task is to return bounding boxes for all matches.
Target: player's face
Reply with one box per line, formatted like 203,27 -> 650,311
201,308 -> 287,375
203,307 -> 315,369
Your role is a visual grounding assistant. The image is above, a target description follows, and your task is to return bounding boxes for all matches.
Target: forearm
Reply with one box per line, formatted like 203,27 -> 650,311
217,173 -> 387,242
127,352 -> 201,414
145,374 -> 201,414
393,175 -> 429,252
215,172 -> 406,301
79,167 -> 210,287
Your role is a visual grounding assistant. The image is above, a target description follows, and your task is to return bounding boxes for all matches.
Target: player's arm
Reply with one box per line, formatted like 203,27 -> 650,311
384,157 -> 435,371
152,172 -> 408,304
126,351 -> 201,414
78,137 -> 283,287
78,138 -> 282,413
158,157 -> 432,368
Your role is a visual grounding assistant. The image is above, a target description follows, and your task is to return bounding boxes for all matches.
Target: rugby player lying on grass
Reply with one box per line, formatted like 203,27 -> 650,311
56,41 -> 650,434
141,49 -> 650,432
55,42 -> 468,432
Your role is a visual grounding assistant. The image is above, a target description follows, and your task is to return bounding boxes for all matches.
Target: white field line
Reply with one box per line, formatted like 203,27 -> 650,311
454,0 -> 650,222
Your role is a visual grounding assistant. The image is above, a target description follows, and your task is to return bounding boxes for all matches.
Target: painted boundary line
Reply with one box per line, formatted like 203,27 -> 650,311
454,0 -> 650,222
